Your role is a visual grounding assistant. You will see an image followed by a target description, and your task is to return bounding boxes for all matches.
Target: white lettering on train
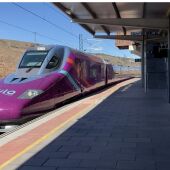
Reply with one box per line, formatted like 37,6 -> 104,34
0,89 -> 16,96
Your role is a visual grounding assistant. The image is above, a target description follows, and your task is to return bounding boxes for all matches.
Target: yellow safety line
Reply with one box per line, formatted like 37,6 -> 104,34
0,78 -> 139,169
0,105 -> 92,170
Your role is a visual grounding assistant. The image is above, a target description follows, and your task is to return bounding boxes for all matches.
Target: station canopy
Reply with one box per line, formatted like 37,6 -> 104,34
53,2 -> 170,42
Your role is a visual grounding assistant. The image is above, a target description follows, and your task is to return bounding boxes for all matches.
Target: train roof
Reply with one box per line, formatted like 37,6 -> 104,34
26,45 -> 61,51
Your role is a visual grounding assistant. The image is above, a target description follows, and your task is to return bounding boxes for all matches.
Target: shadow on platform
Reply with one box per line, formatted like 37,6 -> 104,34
18,80 -> 170,170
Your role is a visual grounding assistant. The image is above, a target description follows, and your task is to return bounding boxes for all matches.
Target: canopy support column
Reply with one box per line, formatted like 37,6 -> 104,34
143,33 -> 147,93
141,31 -> 145,87
168,16 -> 170,102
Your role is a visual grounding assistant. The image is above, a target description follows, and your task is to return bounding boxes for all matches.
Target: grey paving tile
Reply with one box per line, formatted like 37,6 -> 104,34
136,143 -> 154,148
79,159 -> 116,168
123,138 -> 151,143
68,152 -> 100,160
79,140 -> 108,146
135,154 -> 155,161
156,161 -> 170,170
106,138 -> 123,143
100,153 -> 135,161
117,160 -> 156,170
59,145 -> 90,152
23,157 -> 48,166
107,142 -> 137,148
121,147 -> 153,154
34,152 -> 70,159
111,133 -> 137,138
43,158 -> 81,167
89,145 -> 121,153
69,137 -> 96,143
51,138 -> 80,146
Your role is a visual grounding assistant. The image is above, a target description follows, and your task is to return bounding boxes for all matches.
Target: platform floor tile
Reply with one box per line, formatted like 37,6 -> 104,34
4,79 -> 170,170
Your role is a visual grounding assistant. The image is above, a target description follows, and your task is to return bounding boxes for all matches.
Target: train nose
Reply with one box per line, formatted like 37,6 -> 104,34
0,102 -> 21,120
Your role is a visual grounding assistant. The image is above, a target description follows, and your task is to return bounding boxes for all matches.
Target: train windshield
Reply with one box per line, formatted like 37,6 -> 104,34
19,51 -> 48,68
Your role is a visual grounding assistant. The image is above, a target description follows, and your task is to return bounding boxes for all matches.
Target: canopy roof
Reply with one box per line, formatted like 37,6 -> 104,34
53,2 -> 170,41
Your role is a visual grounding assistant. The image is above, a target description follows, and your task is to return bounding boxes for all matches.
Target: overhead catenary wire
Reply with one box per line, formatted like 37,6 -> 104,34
45,3 -> 93,47
0,18 -> 72,47
0,19 -> 34,35
44,3 -> 83,44
12,3 -> 79,40
13,3 -> 92,46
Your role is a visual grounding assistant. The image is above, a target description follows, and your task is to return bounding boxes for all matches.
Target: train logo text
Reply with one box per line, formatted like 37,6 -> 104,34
0,89 -> 16,96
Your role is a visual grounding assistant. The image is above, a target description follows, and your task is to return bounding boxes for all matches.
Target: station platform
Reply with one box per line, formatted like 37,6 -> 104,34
1,77 -> 170,170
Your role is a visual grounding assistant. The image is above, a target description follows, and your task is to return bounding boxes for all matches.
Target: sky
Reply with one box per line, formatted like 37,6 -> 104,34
0,2 -> 139,59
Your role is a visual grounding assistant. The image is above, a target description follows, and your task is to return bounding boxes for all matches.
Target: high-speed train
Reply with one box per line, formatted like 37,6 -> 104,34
0,45 -> 128,122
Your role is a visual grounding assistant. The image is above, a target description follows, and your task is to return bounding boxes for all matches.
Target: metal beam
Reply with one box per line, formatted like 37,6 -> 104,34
81,3 -> 110,35
94,35 -> 165,41
94,35 -> 143,41
112,2 -> 126,35
53,3 -> 95,35
72,18 -> 169,29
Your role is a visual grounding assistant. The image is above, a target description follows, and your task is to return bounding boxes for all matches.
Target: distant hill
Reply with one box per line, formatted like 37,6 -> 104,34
0,39 -> 34,77
95,53 -> 140,67
0,39 -> 140,78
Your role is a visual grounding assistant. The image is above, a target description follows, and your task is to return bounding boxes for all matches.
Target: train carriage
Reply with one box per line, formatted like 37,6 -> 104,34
0,45 -> 114,121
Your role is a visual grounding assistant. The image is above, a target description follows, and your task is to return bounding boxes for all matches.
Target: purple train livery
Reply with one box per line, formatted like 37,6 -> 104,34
0,45 -> 126,122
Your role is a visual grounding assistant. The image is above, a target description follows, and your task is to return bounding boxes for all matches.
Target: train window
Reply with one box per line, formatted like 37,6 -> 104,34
19,51 -> 48,68
75,59 -> 81,79
89,64 -> 101,80
90,67 -> 97,79
100,64 -> 105,79
81,60 -> 87,79
46,55 -> 60,69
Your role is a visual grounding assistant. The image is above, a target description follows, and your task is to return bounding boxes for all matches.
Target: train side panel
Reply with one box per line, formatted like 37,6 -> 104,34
107,64 -> 114,84
22,52 -> 82,114
69,52 -> 106,93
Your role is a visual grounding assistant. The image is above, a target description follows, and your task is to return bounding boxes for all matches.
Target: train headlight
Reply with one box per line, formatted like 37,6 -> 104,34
19,90 -> 43,99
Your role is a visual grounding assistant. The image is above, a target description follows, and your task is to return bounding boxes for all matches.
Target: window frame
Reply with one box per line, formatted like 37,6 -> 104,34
46,55 -> 62,70
19,50 -> 49,68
